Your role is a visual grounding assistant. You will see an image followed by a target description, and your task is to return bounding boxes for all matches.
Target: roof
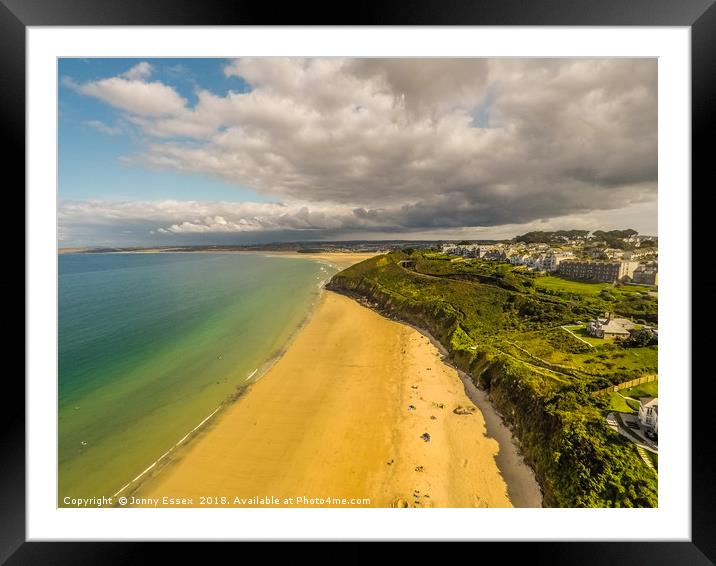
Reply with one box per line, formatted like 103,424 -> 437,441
600,320 -> 631,335
639,397 -> 658,411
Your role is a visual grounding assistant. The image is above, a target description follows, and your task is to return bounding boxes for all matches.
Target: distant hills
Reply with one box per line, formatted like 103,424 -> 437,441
513,228 -> 653,248
514,230 -> 591,243
59,230 -> 657,255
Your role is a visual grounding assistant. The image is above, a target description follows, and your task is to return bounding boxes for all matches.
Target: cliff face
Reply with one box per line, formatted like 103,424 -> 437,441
327,260 -> 657,508
326,276 -> 459,346
327,275 -> 554,505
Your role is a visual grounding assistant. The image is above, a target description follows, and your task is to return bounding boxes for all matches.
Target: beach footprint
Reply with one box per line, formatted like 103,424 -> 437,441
473,495 -> 489,508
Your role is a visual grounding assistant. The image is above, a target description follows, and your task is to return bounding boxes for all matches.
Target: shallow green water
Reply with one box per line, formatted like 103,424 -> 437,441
58,252 -> 333,503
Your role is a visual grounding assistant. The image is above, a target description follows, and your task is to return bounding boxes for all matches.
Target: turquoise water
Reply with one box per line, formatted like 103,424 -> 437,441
58,252 -> 333,503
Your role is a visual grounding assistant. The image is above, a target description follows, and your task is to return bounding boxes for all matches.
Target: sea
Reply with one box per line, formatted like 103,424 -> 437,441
58,252 -> 334,503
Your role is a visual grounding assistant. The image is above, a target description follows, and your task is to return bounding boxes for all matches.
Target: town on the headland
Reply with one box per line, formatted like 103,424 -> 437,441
440,229 -> 657,286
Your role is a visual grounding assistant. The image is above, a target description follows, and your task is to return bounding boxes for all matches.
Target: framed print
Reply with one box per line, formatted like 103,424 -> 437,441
6,0 -> 711,561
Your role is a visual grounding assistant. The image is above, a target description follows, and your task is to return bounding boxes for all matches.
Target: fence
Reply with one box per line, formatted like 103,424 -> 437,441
592,374 -> 658,397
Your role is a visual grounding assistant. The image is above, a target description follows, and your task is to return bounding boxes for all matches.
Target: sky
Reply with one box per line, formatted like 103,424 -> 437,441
58,58 -> 658,246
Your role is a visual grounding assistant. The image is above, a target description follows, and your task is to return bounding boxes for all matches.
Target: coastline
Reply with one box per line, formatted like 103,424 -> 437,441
240,251 -> 379,269
104,252 -> 361,502
130,254 -> 541,508
57,247 -> 380,268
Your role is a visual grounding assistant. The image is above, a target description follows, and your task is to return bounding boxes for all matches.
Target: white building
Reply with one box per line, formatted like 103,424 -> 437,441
603,248 -> 625,259
443,244 -> 508,260
443,244 -> 481,258
637,397 -> 658,434
542,250 -> 574,272
532,253 -> 547,271
510,254 -> 529,265
631,264 -> 658,286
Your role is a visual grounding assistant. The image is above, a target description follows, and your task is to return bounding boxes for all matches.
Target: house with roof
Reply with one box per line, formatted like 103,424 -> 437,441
637,397 -> 658,434
542,250 -> 573,272
585,312 -> 635,339
482,249 -> 507,261
631,264 -> 658,286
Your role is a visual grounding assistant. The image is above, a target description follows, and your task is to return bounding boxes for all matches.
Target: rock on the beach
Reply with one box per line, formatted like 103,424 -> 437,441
420,432 -> 431,442
453,405 -> 477,415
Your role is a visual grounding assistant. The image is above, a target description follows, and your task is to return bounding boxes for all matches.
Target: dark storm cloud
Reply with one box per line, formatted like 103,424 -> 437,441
60,58 -> 657,242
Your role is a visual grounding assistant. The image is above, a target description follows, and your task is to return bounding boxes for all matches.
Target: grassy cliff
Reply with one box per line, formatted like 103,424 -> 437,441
327,251 -> 657,508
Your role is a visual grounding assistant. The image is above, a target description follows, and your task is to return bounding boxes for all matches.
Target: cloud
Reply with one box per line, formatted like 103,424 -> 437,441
58,196 -> 657,247
63,63 -> 186,117
345,58 -> 490,116
84,120 -> 123,136
122,61 -> 153,80
60,199 -> 375,235
63,58 -> 658,241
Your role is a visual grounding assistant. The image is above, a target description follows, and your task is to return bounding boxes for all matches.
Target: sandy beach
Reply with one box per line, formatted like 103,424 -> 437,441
131,253 -> 541,508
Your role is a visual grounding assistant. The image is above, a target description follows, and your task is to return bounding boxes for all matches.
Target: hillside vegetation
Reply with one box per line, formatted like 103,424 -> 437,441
327,251 -> 658,508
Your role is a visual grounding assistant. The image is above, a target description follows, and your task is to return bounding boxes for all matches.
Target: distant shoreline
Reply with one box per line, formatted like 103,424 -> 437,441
58,247 -> 381,267
57,245 -> 391,255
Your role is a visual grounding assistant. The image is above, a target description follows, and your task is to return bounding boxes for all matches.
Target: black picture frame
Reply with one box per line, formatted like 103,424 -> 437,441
5,0 -> 709,562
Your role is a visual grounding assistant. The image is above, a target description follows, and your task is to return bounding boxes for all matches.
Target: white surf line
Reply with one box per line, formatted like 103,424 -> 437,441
112,482 -> 132,498
246,369 -> 257,380
111,409 -> 218,498
112,368 -> 257,498
174,406 -> 222,449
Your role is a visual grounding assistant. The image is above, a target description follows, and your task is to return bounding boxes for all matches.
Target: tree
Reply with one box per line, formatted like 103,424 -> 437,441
623,329 -> 657,348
